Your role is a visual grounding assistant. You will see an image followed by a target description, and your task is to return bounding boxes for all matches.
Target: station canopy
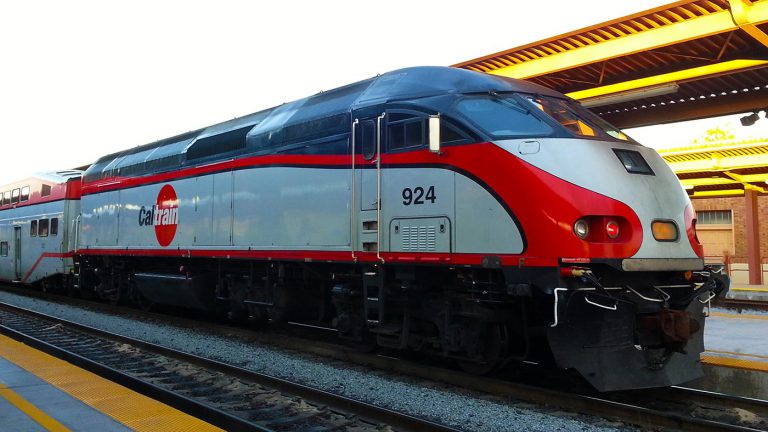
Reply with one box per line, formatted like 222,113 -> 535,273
453,0 -> 768,130
454,0 -> 768,198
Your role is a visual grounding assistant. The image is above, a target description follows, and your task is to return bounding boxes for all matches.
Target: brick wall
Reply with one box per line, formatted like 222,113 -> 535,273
692,196 -> 768,259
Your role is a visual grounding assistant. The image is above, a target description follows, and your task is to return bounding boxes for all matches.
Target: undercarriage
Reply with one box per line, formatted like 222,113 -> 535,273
71,255 -> 730,392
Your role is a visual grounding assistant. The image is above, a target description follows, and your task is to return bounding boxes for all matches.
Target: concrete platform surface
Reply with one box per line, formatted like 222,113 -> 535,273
703,308 -> 768,372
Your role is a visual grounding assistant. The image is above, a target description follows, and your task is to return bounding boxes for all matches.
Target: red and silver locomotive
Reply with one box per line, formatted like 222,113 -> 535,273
0,67 -> 729,391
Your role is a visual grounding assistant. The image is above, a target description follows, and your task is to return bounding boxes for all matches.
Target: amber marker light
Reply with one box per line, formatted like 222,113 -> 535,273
652,220 -> 678,242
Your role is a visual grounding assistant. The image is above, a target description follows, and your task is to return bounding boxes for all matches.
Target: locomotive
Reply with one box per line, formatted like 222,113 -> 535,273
0,66 -> 729,391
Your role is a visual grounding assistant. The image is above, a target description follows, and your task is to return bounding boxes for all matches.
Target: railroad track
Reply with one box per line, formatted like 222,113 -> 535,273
2,286 -> 767,431
715,298 -> 768,312
0,301 -> 458,432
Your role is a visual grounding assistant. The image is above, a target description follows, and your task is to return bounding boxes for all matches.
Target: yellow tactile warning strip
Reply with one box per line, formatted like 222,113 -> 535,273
731,286 -> 768,292
0,382 -> 71,432
0,334 -> 224,432
702,349 -> 768,372
711,311 -> 768,321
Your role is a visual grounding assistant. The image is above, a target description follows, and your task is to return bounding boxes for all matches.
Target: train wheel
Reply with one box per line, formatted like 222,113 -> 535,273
104,286 -> 122,305
457,323 -> 509,375
100,272 -> 126,305
135,293 -> 155,312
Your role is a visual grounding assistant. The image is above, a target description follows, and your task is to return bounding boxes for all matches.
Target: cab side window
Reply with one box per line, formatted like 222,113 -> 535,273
388,113 -> 426,152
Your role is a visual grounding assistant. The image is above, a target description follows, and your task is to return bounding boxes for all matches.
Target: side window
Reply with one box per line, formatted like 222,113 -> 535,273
38,219 -> 49,237
358,120 -> 376,160
2,191 -> 9,206
20,186 -> 30,202
440,122 -> 471,145
388,114 -> 426,152
0,242 -> 7,257
50,218 -> 59,236
41,184 -> 51,197
11,189 -> 19,204
31,220 -> 38,237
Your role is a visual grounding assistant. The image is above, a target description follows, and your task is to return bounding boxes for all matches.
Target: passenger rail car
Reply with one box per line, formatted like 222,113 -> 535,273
12,67 -> 730,391
0,172 -> 82,286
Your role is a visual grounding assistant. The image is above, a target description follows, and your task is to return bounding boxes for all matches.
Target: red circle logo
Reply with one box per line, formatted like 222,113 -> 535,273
155,184 -> 179,247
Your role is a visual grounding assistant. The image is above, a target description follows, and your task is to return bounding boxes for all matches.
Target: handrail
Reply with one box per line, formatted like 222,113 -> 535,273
350,119 -> 359,262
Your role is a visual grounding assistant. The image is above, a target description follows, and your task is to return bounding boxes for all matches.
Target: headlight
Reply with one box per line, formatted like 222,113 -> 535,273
574,219 -> 589,239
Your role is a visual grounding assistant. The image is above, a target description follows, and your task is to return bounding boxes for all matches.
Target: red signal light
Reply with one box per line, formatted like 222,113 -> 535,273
606,220 -> 620,239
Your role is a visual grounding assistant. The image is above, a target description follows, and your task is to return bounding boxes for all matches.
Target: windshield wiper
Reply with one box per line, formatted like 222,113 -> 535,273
488,91 -> 531,115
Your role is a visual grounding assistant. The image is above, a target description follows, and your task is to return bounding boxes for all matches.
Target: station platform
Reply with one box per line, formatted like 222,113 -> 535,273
724,284 -> 768,302
703,307 -> 768,372
0,333 -> 222,432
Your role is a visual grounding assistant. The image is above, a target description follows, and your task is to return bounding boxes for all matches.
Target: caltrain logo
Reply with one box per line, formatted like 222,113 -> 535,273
138,184 -> 179,247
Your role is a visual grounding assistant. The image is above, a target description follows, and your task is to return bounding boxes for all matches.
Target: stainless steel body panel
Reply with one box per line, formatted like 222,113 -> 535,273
212,172 -> 233,245
81,190 -> 120,246
233,168 -> 351,248
455,174 -> 524,254
80,165 -> 523,256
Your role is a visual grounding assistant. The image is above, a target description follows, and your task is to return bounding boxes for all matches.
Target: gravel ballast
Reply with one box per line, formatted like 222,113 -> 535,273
0,291 -> 634,432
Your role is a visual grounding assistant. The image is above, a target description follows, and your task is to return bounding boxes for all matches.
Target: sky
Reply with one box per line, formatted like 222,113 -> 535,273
1,0 -> 766,186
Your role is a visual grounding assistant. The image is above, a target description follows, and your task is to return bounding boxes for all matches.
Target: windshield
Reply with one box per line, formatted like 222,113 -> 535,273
455,93 -> 633,143
455,97 -> 554,139
522,95 -> 633,142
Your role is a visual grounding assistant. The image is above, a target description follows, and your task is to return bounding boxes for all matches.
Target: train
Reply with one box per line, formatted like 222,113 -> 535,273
0,66 -> 730,392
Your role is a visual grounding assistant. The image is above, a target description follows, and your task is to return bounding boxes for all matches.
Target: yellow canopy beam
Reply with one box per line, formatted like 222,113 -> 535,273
665,152 -> 768,173
679,178 -> 738,188
724,171 -> 768,193
566,59 -> 768,101
690,189 -> 746,198
485,0 -> 768,80
731,0 -> 768,48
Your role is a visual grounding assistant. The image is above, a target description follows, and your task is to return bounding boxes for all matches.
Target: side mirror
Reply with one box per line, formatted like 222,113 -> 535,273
429,115 -> 441,154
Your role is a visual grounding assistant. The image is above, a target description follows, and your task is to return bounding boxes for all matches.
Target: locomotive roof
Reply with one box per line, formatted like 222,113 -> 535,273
85,67 -> 562,180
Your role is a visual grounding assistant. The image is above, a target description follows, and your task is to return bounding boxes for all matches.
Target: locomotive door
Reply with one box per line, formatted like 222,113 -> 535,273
13,226 -> 21,280
352,113 -> 385,255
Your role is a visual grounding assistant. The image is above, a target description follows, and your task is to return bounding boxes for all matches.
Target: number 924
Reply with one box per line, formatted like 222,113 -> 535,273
402,186 -> 436,205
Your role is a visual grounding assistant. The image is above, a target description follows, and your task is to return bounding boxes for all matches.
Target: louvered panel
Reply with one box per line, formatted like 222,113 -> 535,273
390,217 -> 450,253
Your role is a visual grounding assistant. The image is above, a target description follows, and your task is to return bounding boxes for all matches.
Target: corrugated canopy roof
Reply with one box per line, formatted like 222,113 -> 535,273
454,0 -> 768,129
659,137 -> 768,197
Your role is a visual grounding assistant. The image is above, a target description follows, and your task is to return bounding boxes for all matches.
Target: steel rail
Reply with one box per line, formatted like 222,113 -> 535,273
716,298 -> 768,311
0,301 -> 460,432
666,386 -> 768,418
